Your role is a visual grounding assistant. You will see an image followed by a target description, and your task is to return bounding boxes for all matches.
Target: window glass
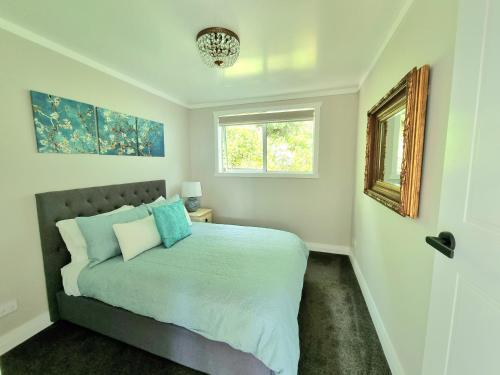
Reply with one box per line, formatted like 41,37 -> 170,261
266,121 -> 313,173
217,107 -> 318,176
222,125 -> 263,171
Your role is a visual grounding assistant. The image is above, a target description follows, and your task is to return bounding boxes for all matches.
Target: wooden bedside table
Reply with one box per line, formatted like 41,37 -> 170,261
188,208 -> 213,223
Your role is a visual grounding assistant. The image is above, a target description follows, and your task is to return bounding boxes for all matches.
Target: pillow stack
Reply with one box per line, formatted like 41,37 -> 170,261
57,194 -> 193,268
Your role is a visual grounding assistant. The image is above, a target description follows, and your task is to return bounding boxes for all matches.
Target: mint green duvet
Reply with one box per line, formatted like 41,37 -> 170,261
78,223 -> 309,375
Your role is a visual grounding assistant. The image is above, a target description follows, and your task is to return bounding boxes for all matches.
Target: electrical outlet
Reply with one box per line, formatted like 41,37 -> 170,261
0,299 -> 17,318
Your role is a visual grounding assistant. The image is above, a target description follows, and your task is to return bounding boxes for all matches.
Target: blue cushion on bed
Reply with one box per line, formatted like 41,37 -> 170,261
76,205 -> 149,267
152,200 -> 191,248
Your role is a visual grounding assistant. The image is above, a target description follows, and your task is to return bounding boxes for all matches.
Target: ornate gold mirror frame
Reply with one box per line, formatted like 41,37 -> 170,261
364,65 -> 430,218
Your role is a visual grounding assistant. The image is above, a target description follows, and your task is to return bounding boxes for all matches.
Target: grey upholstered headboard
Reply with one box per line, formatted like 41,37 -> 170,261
35,180 -> 166,321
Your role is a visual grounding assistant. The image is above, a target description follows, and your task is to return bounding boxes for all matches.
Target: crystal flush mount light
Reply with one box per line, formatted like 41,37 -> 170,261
196,27 -> 240,68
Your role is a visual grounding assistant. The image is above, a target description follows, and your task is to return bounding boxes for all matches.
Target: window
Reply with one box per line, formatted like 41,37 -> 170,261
215,104 -> 320,177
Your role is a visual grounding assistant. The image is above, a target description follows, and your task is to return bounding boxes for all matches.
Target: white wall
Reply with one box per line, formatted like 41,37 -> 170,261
0,29 -> 190,337
351,0 -> 458,374
189,94 -> 358,247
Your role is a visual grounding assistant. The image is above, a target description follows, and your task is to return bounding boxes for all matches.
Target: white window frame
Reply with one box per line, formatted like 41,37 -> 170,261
214,102 -> 321,178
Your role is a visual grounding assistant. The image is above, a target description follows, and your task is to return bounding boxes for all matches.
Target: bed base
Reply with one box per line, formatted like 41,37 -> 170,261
57,293 -> 271,375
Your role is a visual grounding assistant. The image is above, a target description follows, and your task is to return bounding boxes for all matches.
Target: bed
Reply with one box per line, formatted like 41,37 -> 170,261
35,180 -> 308,375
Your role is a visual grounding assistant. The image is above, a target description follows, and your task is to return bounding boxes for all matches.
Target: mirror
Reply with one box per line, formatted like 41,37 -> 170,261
364,65 -> 429,218
379,107 -> 406,187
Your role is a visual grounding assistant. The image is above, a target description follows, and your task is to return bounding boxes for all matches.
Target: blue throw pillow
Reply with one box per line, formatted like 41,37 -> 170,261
76,205 -> 149,266
152,200 -> 191,248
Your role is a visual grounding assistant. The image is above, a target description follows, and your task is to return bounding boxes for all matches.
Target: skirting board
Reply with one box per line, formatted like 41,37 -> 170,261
306,242 -> 352,256
0,311 -> 52,355
349,254 -> 406,375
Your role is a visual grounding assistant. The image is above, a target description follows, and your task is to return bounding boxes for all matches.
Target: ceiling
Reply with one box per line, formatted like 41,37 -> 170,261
0,0 -> 409,108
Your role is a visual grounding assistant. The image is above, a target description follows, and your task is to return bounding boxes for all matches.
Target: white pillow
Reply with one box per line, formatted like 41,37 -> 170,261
56,205 -> 133,262
155,195 -> 192,225
113,215 -> 161,261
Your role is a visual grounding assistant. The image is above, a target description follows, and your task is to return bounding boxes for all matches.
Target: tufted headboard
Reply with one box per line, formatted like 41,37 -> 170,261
35,180 -> 166,321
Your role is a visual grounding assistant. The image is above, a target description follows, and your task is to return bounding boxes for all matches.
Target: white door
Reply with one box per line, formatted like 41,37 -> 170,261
422,0 -> 500,374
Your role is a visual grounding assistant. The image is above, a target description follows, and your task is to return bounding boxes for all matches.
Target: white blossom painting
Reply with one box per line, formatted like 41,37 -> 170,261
137,118 -> 164,157
30,91 -> 98,154
30,91 -> 164,158
97,108 -> 137,156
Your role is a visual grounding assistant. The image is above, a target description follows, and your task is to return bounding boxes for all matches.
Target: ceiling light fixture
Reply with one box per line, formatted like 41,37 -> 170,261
196,27 -> 240,68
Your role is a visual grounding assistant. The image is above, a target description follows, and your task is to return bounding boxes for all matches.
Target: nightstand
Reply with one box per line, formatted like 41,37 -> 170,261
188,208 -> 213,223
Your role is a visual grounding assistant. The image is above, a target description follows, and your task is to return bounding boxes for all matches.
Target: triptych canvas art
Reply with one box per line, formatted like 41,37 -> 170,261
30,91 -> 165,157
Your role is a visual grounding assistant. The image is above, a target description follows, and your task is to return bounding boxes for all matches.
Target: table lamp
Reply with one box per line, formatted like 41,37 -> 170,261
181,181 -> 202,212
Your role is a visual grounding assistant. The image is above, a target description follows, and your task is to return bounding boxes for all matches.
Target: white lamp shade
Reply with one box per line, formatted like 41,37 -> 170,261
181,181 -> 202,197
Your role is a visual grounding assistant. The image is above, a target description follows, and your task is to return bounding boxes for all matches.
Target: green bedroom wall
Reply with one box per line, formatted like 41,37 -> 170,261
0,28 -> 190,339
351,0 -> 458,374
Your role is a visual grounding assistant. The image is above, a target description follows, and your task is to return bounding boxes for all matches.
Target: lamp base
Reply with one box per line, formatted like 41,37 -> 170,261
185,197 -> 200,212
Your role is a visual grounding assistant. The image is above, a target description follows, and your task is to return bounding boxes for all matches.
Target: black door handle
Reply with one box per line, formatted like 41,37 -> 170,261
425,231 -> 455,259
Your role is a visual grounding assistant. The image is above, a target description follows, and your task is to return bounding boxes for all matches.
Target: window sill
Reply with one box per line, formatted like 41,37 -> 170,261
214,172 -> 319,179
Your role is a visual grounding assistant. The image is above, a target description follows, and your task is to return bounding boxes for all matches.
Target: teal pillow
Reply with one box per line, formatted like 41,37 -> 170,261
76,205 -> 149,266
152,200 -> 191,248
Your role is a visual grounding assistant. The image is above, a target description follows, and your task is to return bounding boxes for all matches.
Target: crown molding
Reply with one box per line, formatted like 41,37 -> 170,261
188,85 -> 359,109
0,16 -> 189,108
1,0 -> 411,112
358,0 -> 415,88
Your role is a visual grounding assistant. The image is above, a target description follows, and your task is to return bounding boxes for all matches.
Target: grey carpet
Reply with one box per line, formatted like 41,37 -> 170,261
298,253 -> 390,375
0,252 -> 390,374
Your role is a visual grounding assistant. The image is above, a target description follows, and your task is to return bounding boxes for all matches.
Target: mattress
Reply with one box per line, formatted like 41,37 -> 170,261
77,222 -> 308,375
